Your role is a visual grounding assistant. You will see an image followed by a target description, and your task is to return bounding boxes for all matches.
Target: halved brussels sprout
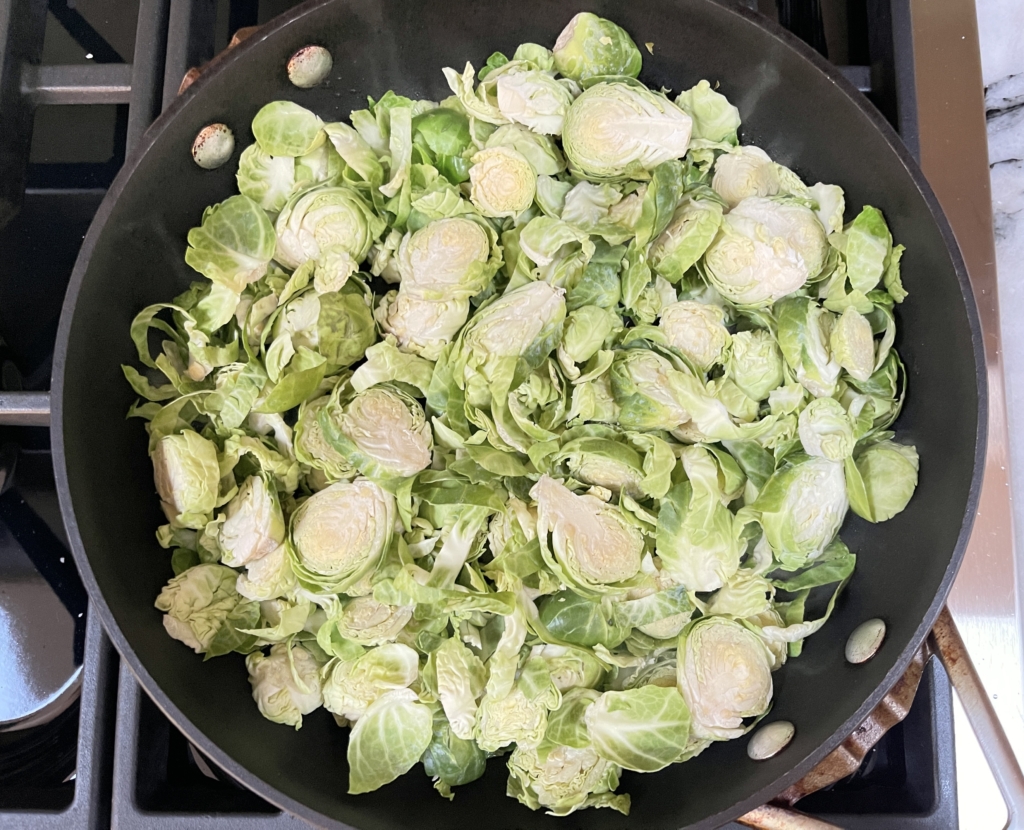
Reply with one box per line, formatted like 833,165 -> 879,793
184,195 -> 276,293
585,685 -> 691,772
294,395 -> 358,485
508,742 -> 628,817
155,564 -> 258,656
251,101 -> 325,157
289,478 -> 394,592
236,144 -> 296,214
847,440 -> 919,522
538,590 -> 630,649
711,146 -> 780,208
469,147 -> 537,218
677,616 -> 773,740
703,196 -> 827,307
532,475 -> 644,594
648,198 -> 723,283
562,83 -> 692,180
798,397 -> 855,461
152,431 -> 221,530
326,385 -> 433,480
656,446 -> 745,591
552,13 -> 642,82
322,642 -> 420,722
246,643 -> 323,729
338,596 -> 412,646
675,80 -> 741,144
830,306 -> 875,382
495,70 -> 575,135
727,329 -> 784,402
658,301 -> 730,372
275,185 -> 385,273
397,217 -> 494,301
377,292 -> 470,360
744,455 -> 848,568
217,475 -> 285,567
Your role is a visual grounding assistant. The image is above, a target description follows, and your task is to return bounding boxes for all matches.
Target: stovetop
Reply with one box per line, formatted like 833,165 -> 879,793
0,0 -> 982,827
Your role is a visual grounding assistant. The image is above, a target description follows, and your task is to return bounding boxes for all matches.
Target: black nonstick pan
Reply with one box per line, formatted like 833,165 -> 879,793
51,1 -> 986,827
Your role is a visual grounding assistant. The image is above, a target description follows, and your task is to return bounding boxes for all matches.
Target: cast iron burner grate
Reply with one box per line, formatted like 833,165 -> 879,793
0,1 -> 959,827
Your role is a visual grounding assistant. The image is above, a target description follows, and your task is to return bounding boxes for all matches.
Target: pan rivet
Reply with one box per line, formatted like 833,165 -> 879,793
747,721 -> 795,760
192,124 -> 234,169
288,46 -> 333,88
846,618 -> 886,664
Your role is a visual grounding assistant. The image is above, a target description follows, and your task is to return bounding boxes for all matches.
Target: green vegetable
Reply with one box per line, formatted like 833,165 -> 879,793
125,13 -> 919,812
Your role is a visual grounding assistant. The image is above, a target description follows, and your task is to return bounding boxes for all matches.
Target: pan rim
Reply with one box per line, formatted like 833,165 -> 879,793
51,0 -> 988,827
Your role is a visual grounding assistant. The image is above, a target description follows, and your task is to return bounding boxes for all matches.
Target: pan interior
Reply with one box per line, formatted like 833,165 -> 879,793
53,1 -> 982,827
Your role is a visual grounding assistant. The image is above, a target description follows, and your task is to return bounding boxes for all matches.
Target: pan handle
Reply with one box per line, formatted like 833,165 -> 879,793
735,804 -> 841,829
930,605 -> 1024,830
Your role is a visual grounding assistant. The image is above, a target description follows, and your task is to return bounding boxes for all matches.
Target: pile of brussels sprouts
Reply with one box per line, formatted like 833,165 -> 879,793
125,11 -> 919,815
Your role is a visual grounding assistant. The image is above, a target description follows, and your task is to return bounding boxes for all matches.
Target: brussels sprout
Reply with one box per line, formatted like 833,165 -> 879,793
561,83 -> 692,180
236,542 -> 297,602
744,456 -> 848,568
468,146 -> 537,218
830,306 -> 875,382
531,644 -> 606,692
152,431 -> 220,530
727,329 -> 784,401
486,124 -> 566,175
656,446 -> 745,591
648,198 -> 723,283
246,643 -> 323,729
704,197 -> 827,307
585,685 -> 691,772
659,301 -> 730,371
185,195 -> 276,293
508,742 -> 628,817
776,296 -> 841,398
347,688 -> 433,794
539,591 -> 630,648
610,350 -> 691,431
843,206 -> 892,293
847,440 -> 919,522
422,709 -> 487,799
318,290 -> 377,368
429,637 -> 487,739
337,596 -> 413,646
462,282 -> 566,361
236,144 -> 297,214
552,13 -> 642,82
275,186 -> 385,274
798,397 -> 855,461
289,479 -> 394,592
711,146 -> 780,208
565,240 -> 623,310
675,80 -> 741,144
217,475 -> 285,567
495,69 -> 575,135
677,616 -> 773,740
251,101 -> 325,156
553,184 -> 637,246
377,292 -> 470,361
294,396 -> 358,485
559,306 -> 620,372
155,564 -> 258,656
324,385 -> 433,480
517,216 -> 596,287
413,107 -> 471,155
532,475 -> 645,594
322,643 -> 420,722
555,436 -> 646,499
397,217 -> 494,301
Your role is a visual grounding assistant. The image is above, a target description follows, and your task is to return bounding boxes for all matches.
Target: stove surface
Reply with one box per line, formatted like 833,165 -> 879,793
0,0 -> 1004,827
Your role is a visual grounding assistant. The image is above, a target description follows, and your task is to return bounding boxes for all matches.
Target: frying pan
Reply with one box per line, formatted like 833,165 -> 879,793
51,0 -> 987,827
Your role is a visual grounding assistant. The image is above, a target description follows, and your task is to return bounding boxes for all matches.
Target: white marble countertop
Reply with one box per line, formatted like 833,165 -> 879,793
955,2 -> 1024,827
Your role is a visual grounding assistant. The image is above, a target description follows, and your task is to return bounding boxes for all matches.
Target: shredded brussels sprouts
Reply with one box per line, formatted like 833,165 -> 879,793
125,12 -> 917,815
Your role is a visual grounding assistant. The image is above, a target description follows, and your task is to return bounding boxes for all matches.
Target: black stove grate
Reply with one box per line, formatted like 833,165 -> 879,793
0,1 -> 959,827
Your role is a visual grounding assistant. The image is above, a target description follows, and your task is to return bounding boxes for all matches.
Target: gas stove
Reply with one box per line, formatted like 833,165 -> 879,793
0,1 -> 1009,828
